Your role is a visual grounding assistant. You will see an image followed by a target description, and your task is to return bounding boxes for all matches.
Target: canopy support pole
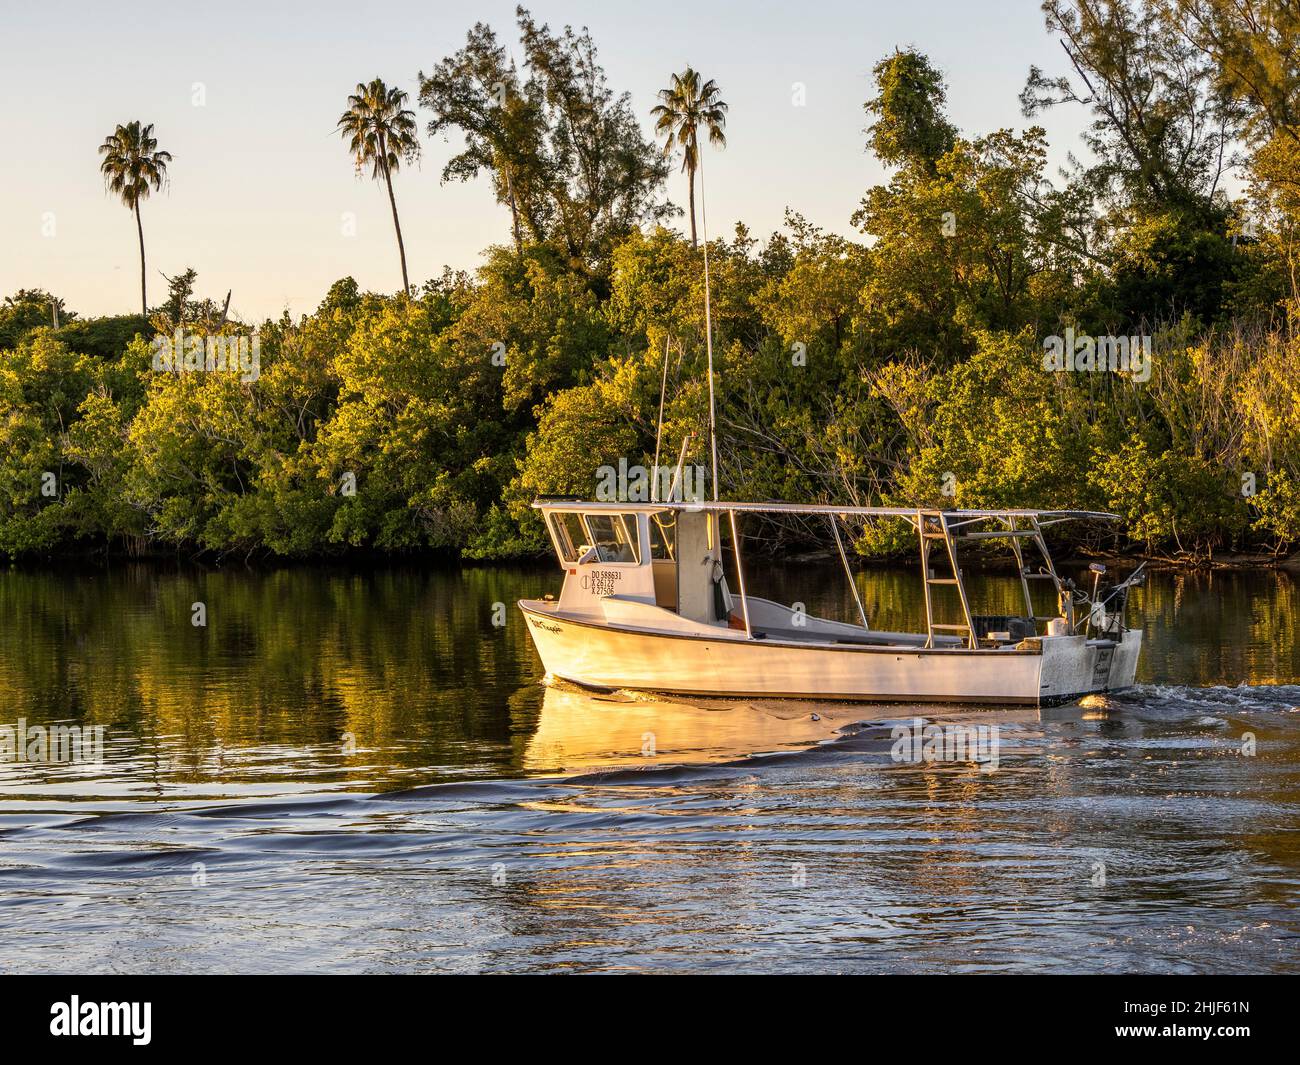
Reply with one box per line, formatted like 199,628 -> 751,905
727,508 -> 752,639
830,515 -> 869,632
918,512 -> 936,648
1007,516 -> 1036,619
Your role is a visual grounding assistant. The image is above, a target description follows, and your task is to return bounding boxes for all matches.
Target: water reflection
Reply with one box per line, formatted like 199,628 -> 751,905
525,685 -> 860,772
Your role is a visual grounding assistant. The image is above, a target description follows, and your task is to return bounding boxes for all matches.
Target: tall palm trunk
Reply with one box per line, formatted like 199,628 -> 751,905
381,160 -> 411,296
134,201 -> 147,316
688,165 -> 698,248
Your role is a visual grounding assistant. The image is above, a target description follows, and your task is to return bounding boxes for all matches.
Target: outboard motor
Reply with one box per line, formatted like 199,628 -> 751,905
1084,562 -> 1146,636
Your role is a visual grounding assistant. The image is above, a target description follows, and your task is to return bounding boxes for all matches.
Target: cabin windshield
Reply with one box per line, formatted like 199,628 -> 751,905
548,511 -> 642,564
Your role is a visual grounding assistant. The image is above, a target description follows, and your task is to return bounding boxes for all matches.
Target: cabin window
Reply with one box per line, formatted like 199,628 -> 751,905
547,511 -> 641,564
582,513 -> 641,564
649,514 -> 675,560
549,512 -> 586,562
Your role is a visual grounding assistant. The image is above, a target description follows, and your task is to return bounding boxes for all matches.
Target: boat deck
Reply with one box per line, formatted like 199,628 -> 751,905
749,624 -> 963,648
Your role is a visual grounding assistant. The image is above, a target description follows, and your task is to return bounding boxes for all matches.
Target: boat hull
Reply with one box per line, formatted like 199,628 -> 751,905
520,602 -> 1142,707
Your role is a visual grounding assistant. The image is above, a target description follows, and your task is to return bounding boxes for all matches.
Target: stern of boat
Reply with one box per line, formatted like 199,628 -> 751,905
1038,629 -> 1142,704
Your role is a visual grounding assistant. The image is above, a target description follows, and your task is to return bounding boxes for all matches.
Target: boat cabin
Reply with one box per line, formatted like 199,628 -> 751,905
540,502 -> 733,625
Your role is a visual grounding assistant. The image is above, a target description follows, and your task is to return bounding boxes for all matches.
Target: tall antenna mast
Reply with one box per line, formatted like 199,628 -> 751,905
699,154 -> 719,502
650,334 -> 671,503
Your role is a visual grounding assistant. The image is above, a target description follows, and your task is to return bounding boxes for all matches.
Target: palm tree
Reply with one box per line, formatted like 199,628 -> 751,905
651,68 -> 728,247
337,78 -> 421,295
98,122 -> 172,317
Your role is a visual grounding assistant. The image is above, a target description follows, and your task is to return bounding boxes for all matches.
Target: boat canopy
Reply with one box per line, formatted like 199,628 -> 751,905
533,499 -> 1119,525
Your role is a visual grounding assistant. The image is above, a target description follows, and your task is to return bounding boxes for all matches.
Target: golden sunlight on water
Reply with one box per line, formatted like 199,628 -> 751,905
525,683 -> 858,772
1,562 -> 1298,974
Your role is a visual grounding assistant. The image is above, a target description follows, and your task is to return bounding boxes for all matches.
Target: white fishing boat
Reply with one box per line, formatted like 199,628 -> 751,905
519,500 -> 1144,706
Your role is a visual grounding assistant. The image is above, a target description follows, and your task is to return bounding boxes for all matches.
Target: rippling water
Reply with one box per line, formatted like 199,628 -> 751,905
1,563 -> 1297,973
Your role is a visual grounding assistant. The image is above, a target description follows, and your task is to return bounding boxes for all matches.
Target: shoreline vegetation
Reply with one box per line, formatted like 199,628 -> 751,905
5,3 -> 1300,572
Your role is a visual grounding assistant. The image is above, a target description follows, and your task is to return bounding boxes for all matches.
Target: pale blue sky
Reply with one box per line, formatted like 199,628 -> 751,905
0,0 -> 1090,322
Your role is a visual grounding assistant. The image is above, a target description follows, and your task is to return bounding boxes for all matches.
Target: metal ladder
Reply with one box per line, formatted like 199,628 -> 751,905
918,511 -> 976,649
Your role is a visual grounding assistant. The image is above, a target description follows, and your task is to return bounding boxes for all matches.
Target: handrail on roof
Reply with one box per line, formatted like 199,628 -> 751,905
531,499 -> 1119,522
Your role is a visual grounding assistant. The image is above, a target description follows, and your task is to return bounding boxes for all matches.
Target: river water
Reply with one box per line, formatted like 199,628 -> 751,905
0,562 -> 1297,973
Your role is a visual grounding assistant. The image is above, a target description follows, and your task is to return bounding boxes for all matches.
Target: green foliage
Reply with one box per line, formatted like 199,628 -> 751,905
55,315 -> 153,360
8,5 -> 1300,564
1106,204 -> 1244,324
1174,0 -> 1300,146
1253,469 -> 1300,546
1089,434 -> 1247,554
865,48 -> 956,172
0,289 -> 151,362
854,128 -> 1063,359
873,331 -> 1098,511
1024,0 -> 1232,215
0,333 -> 96,554
1021,2 -> 1256,329
0,290 -> 73,348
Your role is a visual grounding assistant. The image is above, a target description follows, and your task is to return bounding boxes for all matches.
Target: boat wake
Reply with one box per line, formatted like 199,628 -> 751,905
1102,681 -> 1300,715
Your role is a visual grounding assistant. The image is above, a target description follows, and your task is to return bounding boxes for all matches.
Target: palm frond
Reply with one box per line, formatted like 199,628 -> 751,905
337,77 -> 422,180
98,120 -> 171,209
650,66 -> 728,173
